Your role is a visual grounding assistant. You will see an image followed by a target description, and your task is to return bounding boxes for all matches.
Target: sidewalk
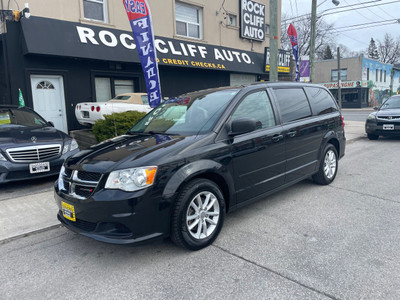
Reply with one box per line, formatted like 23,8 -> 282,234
344,120 -> 366,141
0,121 -> 366,243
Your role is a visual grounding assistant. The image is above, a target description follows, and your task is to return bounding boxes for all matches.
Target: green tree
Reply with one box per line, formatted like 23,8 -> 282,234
367,38 -> 380,60
323,45 -> 334,59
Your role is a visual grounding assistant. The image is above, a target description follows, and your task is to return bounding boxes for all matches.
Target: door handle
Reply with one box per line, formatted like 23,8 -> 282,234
272,134 -> 283,142
286,130 -> 296,138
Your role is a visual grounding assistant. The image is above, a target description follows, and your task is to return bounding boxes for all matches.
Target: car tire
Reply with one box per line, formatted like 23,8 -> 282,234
313,144 -> 338,185
367,133 -> 379,140
170,179 -> 225,251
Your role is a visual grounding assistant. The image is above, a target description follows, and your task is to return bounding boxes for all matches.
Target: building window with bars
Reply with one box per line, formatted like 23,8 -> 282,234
83,0 -> 108,23
175,1 -> 202,39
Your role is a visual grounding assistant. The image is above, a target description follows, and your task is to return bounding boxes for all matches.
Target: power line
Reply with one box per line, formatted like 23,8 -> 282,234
355,0 -> 387,21
333,20 -> 398,33
374,0 -> 398,19
344,0 -> 376,22
282,0 -> 397,22
333,18 -> 397,30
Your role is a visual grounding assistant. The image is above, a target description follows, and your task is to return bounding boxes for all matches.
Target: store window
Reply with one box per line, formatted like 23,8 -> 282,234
95,77 -> 135,102
367,68 -> 369,81
376,69 -> 379,81
380,70 -> 383,82
384,71 -> 386,82
175,1 -> 202,39
83,0 -> 108,22
331,69 -> 347,81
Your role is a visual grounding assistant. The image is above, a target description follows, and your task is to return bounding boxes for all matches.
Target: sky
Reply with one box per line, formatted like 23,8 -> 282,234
281,0 -> 400,53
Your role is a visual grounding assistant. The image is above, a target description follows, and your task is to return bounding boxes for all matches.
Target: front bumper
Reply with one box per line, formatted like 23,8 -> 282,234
54,184 -> 171,245
0,150 -> 79,184
365,120 -> 400,136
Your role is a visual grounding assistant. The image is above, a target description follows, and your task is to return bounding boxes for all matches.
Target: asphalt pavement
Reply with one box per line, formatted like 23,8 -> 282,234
0,120 -> 366,244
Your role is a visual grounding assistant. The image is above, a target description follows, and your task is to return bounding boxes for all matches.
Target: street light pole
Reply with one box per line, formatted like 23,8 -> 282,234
269,0 -> 278,81
310,0 -> 339,83
310,0 -> 317,82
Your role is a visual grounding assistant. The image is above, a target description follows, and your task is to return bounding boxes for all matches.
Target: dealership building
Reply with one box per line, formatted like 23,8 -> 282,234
0,0 -> 290,133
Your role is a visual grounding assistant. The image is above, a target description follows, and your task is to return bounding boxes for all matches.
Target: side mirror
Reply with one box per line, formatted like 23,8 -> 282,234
48,121 -> 55,127
229,117 -> 257,136
373,106 -> 379,111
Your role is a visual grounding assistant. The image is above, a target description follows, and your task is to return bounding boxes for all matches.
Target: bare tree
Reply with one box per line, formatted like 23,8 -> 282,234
281,14 -> 337,60
377,33 -> 400,64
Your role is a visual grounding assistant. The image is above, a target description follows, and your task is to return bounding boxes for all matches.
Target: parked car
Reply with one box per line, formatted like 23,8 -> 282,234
0,105 -> 80,184
75,93 -> 152,126
55,83 -> 346,250
365,95 -> 400,140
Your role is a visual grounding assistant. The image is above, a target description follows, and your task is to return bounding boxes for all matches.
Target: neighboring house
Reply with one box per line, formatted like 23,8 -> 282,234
0,0 -> 288,132
314,55 -> 400,108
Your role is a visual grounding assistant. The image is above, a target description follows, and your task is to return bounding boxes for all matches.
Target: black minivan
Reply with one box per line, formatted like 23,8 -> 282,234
55,83 -> 345,250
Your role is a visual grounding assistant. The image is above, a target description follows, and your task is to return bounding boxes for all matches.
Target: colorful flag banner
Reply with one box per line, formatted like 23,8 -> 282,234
287,24 -> 299,82
18,89 -> 25,107
123,0 -> 162,108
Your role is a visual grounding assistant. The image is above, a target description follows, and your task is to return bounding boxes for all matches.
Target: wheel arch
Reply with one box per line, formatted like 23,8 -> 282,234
162,159 -> 234,213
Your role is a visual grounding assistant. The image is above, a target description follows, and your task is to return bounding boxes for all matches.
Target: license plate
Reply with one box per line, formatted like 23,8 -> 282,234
82,111 -> 89,118
61,201 -> 76,222
383,124 -> 394,130
29,161 -> 50,174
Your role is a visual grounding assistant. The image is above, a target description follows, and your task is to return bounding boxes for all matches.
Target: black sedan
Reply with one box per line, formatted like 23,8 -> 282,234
0,105 -> 80,184
365,95 -> 400,140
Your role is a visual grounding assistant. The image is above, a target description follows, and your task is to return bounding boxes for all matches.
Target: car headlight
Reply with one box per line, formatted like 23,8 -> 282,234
58,165 -> 65,190
70,139 -> 79,151
0,152 -> 6,161
105,166 -> 157,192
62,139 -> 79,154
367,114 -> 376,121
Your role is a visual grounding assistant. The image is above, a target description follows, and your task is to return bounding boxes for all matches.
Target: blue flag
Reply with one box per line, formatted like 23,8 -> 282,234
123,0 -> 162,108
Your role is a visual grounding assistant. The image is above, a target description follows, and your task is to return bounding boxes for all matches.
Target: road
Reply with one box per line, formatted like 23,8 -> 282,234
0,175 -> 57,201
1,136 -> 400,299
342,109 -> 373,122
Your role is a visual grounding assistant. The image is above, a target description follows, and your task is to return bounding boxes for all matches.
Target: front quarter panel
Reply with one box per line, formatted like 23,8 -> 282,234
162,159 -> 235,204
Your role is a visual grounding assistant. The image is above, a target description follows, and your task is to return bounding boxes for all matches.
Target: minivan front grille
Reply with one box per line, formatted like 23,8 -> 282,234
60,167 -> 102,200
7,144 -> 61,162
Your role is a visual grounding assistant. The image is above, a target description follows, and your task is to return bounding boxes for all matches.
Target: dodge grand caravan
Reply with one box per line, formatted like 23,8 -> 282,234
55,83 -> 346,250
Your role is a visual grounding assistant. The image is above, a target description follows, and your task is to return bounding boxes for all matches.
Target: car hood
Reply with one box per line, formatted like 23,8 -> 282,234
377,109 -> 400,117
0,126 -> 67,149
66,133 -> 204,173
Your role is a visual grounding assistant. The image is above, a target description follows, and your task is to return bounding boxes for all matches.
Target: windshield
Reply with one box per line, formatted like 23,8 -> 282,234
0,108 -> 48,128
381,96 -> 400,110
129,89 -> 239,135
113,96 -> 131,100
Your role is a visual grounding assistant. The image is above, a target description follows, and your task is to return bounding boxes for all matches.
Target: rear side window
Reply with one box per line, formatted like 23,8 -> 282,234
305,87 -> 338,115
273,88 -> 312,123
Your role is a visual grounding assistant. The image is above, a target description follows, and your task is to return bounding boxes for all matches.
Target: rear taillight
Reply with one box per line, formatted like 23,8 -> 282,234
91,106 -> 95,111
96,106 -> 100,112
341,115 -> 345,128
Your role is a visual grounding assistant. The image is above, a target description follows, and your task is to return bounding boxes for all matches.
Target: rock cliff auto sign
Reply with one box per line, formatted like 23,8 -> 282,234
240,0 -> 266,42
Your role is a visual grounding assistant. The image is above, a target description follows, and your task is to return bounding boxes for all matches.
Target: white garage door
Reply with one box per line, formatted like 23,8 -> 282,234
230,73 -> 257,86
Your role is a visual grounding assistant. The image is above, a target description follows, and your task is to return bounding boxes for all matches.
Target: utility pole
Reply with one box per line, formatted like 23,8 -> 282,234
337,47 -> 342,109
269,0 -> 278,81
310,0 -> 317,82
